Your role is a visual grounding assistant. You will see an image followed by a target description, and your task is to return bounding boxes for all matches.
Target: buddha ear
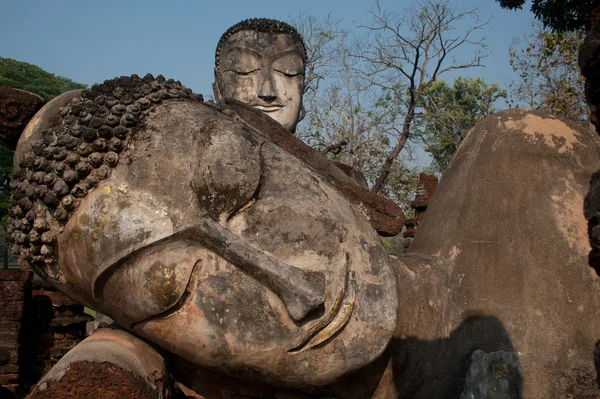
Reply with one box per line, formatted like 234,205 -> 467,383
213,69 -> 223,101
0,87 -> 45,150
297,103 -> 306,123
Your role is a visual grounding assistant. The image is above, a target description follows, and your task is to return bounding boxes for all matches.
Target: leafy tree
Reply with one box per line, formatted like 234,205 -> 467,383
0,58 -> 86,267
416,77 -> 507,173
0,57 -> 86,101
495,0 -> 595,32
508,25 -> 587,124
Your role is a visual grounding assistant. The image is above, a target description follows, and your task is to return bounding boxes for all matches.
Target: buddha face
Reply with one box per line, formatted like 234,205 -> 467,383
216,31 -> 305,132
46,100 -> 397,386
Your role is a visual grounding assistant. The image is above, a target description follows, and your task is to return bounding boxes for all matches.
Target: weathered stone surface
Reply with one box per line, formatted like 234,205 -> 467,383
392,109 -> 600,398
9,16 -> 600,397
8,69 -> 399,391
223,98 -> 405,236
581,2 -> 600,280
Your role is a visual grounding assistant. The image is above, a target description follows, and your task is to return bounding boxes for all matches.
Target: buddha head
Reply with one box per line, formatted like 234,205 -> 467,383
214,18 -> 306,132
9,75 -> 397,386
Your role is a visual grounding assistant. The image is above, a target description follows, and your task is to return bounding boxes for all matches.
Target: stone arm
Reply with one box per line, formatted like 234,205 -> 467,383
28,327 -> 171,398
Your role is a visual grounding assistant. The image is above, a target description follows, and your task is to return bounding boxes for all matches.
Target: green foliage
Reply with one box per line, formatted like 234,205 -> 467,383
381,236 -> 404,256
508,26 -> 587,123
416,77 -> 506,173
495,0 -> 595,32
0,58 -> 86,266
0,57 -> 86,100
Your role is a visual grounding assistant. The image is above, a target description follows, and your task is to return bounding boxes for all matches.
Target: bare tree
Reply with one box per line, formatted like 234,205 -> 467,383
293,14 -> 408,190
355,0 -> 489,193
298,38 -> 405,183
290,13 -> 343,99
508,24 -> 587,124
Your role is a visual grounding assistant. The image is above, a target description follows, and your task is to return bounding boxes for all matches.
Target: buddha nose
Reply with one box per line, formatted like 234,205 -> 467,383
258,71 -> 277,102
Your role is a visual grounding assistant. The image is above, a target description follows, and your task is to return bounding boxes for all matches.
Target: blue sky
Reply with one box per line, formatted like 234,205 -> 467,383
2,0 -> 536,96
1,0 -> 537,167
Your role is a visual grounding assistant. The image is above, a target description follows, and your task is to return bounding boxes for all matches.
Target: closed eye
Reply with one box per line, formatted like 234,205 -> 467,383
224,68 -> 259,76
274,69 -> 304,78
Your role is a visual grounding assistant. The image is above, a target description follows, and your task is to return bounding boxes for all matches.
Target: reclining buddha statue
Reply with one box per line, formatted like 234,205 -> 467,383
5,18 -> 600,399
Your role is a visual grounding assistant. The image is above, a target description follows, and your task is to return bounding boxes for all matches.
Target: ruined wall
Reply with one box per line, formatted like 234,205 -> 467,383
0,268 -> 31,398
21,275 -> 93,394
403,173 -> 439,250
0,269 -> 92,397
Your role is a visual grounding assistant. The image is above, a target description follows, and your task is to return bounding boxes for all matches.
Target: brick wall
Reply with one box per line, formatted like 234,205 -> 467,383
404,173 -> 439,250
0,268 -> 31,398
0,269 -> 92,397
20,275 -> 93,394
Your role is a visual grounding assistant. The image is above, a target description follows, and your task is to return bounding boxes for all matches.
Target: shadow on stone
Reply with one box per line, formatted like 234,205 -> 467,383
391,316 -> 522,399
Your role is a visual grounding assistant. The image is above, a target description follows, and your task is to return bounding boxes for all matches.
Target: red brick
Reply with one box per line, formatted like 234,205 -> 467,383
65,329 -> 85,339
0,322 -> 20,331
1,383 -> 17,393
0,269 -> 31,281
0,348 -> 17,365
0,302 -> 23,311
0,309 -> 22,321
53,339 -> 77,349
35,333 -> 55,342
403,228 -> 417,238
49,315 -> 93,327
0,289 -> 24,301
0,281 -> 26,291
0,331 -> 19,343
0,364 -> 18,373
32,289 -> 78,306
48,347 -> 72,358
0,373 -> 18,385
